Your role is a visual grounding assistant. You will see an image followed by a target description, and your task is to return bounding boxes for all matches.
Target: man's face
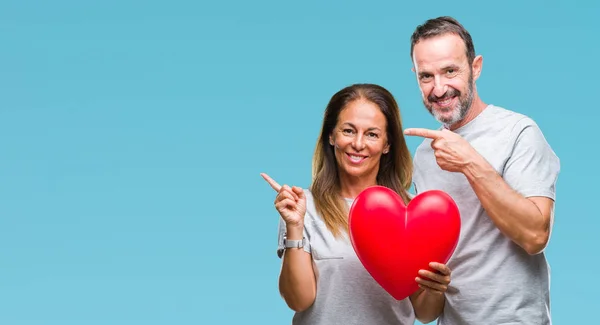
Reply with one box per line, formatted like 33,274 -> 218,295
412,33 -> 474,127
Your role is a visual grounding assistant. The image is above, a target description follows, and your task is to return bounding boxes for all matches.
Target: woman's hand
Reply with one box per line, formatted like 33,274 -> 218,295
416,262 -> 452,295
261,173 -> 306,229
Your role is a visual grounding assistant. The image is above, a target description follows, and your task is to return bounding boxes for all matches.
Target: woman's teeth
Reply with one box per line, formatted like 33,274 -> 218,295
349,154 -> 365,162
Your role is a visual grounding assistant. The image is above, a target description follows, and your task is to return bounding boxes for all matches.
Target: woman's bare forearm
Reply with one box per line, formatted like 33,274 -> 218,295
279,225 -> 317,312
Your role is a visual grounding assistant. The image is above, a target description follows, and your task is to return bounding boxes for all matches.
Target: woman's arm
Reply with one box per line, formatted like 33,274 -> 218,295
261,173 -> 317,312
278,225 -> 317,312
409,262 -> 451,323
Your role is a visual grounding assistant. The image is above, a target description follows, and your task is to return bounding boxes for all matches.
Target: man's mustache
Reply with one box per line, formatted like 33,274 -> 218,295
428,88 -> 460,102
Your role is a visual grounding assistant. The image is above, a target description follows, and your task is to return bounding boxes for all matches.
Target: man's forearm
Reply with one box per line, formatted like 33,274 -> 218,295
462,156 -> 550,254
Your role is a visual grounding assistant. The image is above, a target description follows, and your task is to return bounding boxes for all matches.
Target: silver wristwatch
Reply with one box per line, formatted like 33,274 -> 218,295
283,235 -> 306,249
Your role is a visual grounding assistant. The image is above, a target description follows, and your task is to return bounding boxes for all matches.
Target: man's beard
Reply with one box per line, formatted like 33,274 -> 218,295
424,74 -> 474,128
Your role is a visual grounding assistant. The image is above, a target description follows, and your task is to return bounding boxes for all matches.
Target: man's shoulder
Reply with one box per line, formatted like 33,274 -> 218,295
485,105 -> 543,135
487,104 -> 526,122
488,104 -> 537,124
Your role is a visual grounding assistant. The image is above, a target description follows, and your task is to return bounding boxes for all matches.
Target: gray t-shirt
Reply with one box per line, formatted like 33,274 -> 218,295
276,190 -> 416,325
412,104 -> 560,325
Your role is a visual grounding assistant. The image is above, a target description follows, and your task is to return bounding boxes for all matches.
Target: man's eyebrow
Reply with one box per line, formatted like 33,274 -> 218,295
442,64 -> 460,71
417,70 -> 432,77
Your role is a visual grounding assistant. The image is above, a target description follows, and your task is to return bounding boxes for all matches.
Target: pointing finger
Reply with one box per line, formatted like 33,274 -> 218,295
260,173 -> 281,192
404,128 -> 443,139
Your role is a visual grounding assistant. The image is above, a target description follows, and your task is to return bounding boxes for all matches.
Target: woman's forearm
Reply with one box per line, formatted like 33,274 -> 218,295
279,225 -> 317,312
410,288 -> 445,323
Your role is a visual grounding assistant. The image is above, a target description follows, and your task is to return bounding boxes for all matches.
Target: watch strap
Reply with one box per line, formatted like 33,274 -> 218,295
283,236 -> 306,249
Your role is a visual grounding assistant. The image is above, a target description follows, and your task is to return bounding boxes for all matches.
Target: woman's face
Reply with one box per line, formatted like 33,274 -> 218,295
329,99 -> 390,183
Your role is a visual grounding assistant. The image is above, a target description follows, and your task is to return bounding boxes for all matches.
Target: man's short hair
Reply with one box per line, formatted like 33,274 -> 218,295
410,16 -> 476,65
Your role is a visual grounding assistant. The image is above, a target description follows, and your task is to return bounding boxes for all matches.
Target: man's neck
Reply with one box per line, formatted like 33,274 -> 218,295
448,95 -> 487,131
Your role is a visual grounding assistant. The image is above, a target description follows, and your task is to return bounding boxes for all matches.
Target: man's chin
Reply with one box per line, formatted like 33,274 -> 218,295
431,109 -> 459,124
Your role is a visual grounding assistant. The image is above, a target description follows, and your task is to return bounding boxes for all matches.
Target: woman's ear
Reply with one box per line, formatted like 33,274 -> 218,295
383,142 -> 390,154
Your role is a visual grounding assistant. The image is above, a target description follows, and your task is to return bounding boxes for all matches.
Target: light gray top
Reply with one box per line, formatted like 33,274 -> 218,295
276,190 -> 416,325
412,104 -> 561,325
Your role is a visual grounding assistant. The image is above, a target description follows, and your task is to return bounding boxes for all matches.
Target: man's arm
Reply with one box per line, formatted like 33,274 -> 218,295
405,119 -> 560,256
462,158 -> 555,255
462,119 -> 559,255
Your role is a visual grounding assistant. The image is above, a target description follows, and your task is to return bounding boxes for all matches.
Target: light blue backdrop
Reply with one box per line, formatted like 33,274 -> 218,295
1,1 -> 597,324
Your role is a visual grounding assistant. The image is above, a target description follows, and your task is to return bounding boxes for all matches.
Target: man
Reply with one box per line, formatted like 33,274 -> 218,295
403,16 -> 560,324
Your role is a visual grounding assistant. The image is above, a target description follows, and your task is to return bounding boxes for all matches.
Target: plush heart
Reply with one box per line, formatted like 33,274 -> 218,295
348,185 -> 461,301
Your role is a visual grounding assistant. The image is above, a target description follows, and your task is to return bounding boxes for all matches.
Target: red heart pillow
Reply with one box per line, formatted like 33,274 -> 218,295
348,185 -> 461,300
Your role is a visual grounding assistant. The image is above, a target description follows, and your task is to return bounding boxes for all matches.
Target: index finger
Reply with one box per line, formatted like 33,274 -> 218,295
404,128 -> 443,139
260,173 -> 281,192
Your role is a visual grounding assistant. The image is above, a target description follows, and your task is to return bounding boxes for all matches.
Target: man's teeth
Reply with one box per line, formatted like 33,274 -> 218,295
437,97 -> 453,106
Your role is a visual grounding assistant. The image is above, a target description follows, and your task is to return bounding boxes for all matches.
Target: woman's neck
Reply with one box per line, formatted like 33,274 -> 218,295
339,173 -> 378,199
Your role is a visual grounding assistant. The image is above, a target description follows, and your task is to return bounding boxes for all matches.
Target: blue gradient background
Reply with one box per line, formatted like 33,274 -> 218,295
1,1 -> 597,324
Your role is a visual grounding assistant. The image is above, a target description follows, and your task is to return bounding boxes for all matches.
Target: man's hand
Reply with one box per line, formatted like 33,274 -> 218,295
404,128 -> 481,173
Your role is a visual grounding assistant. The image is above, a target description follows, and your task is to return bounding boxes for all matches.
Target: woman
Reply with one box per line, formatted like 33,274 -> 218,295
261,83 -> 451,324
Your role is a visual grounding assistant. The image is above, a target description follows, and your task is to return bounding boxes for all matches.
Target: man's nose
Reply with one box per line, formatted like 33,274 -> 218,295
432,76 -> 448,97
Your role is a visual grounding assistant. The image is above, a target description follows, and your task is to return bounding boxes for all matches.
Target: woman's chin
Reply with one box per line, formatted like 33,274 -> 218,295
340,166 -> 377,180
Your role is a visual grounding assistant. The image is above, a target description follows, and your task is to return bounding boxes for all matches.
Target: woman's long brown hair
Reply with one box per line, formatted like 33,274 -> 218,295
309,84 -> 413,238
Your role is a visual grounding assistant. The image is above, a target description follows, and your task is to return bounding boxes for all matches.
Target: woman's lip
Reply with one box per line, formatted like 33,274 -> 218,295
346,153 -> 367,163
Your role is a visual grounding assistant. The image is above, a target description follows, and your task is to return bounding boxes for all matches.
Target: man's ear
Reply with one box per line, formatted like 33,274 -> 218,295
472,55 -> 483,81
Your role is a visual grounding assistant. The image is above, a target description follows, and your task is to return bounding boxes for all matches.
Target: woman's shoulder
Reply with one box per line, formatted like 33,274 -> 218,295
301,188 -> 328,227
301,188 -> 316,206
